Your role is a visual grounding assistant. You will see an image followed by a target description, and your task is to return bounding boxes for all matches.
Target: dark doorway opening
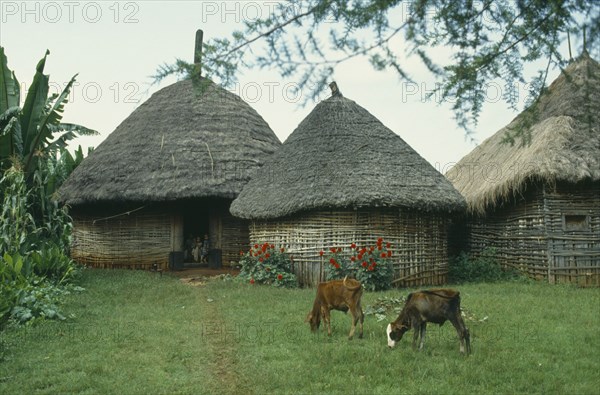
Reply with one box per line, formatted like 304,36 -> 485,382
182,202 -> 210,266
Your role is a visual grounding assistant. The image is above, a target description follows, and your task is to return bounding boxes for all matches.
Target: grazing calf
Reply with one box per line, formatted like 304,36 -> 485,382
386,289 -> 471,354
306,277 -> 364,340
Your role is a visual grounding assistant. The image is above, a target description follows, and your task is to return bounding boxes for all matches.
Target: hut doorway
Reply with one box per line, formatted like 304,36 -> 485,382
183,205 -> 210,265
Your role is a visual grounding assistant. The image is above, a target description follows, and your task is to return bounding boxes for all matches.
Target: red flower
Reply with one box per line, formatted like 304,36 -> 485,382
381,252 -> 387,258
387,251 -> 392,257
277,274 -> 283,280
265,253 -> 271,258
319,250 -> 324,256
362,261 -> 368,268
329,258 -> 337,265
350,243 -> 356,249
386,242 -> 392,248
368,250 -> 372,255
280,247 -> 285,253
239,250 -> 244,255
334,263 -> 340,269
270,244 -> 275,249
377,244 -> 382,250
350,256 -> 356,262
250,278 -> 255,284
262,244 -> 268,252
337,247 -> 343,253
377,237 -> 383,243
259,257 -> 264,262
330,247 -> 337,254
254,244 -> 259,249
370,246 -> 375,252
357,253 -> 363,260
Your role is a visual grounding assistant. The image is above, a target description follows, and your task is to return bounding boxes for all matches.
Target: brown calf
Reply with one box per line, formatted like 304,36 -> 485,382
305,277 -> 364,340
386,288 -> 471,354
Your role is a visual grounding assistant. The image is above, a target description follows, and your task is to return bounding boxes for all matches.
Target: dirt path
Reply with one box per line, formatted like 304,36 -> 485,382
195,285 -> 252,395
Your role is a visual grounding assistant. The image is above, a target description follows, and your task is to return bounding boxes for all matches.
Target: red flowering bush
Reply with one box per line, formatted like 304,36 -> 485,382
237,242 -> 297,288
323,238 -> 394,291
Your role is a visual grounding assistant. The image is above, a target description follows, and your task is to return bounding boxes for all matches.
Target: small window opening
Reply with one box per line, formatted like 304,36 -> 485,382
563,214 -> 589,232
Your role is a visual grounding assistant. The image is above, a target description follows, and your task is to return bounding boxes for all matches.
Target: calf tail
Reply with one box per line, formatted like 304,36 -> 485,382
343,276 -> 362,291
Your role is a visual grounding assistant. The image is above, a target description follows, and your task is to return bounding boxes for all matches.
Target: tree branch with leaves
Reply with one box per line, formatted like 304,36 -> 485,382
154,0 -> 598,141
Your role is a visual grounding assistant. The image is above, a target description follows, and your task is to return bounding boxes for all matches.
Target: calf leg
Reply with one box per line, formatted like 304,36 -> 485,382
412,323 -> 421,350
356,301 -> 364,339
322,308 -> 332,336
450,316 -> 471,355
348,309 -> 357,340
418,322 -> 427,350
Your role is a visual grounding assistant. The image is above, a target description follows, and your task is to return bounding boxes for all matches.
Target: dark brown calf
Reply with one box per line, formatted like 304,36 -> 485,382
305,277 -> 364,340
386,288 -> 471,354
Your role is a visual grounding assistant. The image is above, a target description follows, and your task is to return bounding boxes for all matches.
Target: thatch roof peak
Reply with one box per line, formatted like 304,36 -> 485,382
59,78 -> 282,206
447,54 -> 600,215
230,90 -> 466,220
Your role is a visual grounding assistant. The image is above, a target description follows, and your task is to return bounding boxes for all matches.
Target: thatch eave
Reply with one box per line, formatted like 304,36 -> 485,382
231,92 -> 466,220
447,53 -> 600,215
59,78 -> 281,206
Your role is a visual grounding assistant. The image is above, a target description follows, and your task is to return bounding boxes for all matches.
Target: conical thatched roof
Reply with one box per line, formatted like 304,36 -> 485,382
447,52 -> 600,215
230,85 -> 466,220
59,78 -> 281,205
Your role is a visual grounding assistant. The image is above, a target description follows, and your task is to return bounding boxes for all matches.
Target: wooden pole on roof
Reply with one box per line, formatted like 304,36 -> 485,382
567,31 -> 573,61
194,29 -> 203,78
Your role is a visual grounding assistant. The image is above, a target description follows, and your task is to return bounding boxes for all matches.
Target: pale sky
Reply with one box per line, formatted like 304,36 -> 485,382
1,1 -> 593,171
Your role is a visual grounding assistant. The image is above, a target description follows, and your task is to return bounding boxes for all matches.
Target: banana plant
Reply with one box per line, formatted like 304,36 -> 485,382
0,47 -> 97,178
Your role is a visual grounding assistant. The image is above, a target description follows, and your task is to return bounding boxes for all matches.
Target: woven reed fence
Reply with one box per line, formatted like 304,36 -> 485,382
248,209 -> 451,287
71,211 -> 172,270
468,182 -> 600,286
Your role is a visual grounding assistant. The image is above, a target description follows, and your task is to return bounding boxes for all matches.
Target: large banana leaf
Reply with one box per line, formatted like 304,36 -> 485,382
0,48 -> 22,165
0,47 -> 20,113
0,107 -> 23,161
21,50 -> 50,160
23,72 -> 79,174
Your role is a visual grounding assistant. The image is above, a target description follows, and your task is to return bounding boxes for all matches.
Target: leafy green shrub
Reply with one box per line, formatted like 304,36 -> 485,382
0,251 -> 83,328
237,243 -> 297,288
30,244 -> 79,284
449,248 -> 523,283
323,238 -> 394,291
0,166 -> 38,255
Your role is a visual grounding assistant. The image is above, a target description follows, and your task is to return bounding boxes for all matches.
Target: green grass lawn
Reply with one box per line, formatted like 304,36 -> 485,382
1,270 -> 599,394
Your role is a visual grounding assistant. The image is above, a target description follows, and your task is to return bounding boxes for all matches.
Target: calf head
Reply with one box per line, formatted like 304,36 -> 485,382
305,311 -> 320,332
386,320 -> 410,348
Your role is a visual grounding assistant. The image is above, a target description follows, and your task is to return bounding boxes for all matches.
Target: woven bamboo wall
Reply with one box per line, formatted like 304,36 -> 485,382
70,200 -> 249,270
220,210 -> 250,266
468,182 -> 600,286
71,209 -> 172,269
248,209 -> 450,287
544,182 -> 600,285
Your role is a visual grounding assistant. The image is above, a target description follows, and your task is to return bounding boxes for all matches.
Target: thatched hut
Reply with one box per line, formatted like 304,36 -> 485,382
446,52 -> 600,285
230,83 -> 466,287
59,33 -> 281,270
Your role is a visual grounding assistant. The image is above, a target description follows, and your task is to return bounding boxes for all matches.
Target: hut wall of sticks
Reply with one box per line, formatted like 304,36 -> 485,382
69,202 -> 251,270
232,82 -> 466,287
59,30 -> 281,270
465,182 -> 600,285
248,209 -> 451,287
447,52 -> 600,286
70,206 -> 173,270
